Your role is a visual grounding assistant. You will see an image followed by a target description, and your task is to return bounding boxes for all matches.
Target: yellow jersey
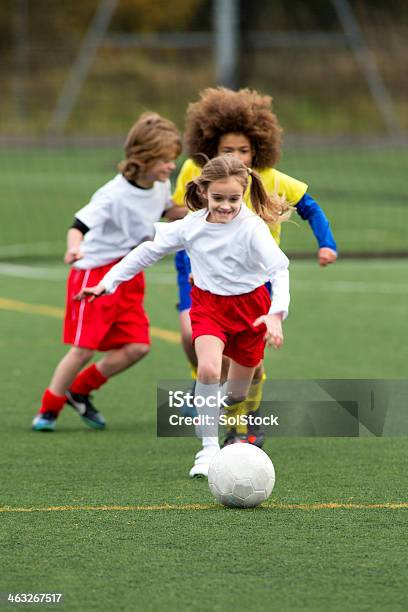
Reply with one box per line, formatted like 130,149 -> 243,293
172,158 -> 307,245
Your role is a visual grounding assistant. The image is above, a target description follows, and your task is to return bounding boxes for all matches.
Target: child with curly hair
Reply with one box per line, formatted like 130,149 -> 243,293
76,155 -> 292,477
172,87 -> 337,454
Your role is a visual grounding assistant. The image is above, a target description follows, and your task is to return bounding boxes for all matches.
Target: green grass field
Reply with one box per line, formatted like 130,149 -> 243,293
1,145 -> 407,258
0,258 -> 407,611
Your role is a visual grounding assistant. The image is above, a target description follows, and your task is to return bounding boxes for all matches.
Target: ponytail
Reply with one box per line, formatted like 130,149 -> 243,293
118,156 -> 141,182
249,169 -> 293,226
185,180 -> 206,212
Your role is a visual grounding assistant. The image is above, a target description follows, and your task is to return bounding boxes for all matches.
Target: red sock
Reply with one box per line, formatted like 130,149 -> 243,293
40,388 -> 66,415
70,364 -> 108,396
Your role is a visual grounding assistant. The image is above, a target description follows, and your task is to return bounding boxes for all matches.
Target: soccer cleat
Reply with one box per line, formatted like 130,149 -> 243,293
32,411 -> 57,432
66,391 -> 106,430
246,431 -> 265,448
189,445 -> 220,478
247,412 -> 265,448
221,429 -> 265,448
221,430 -> 248,447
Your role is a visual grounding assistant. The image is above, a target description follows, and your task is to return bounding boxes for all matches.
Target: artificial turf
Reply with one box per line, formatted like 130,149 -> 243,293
0,259 -> 407,611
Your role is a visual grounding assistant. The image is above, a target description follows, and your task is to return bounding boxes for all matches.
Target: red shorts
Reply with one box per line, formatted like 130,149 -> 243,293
63,261 -> 149,351
190,285 -> 271,368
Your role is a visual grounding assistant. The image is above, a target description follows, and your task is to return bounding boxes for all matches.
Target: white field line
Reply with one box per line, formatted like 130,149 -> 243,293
0,241 -> 62,256
0,263 -> 66,280
294,280 -> 408,294
0,263 -> 407,294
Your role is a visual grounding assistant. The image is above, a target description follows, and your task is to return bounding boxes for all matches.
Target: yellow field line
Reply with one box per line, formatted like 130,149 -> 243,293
0,502 -> 407,513
0,296 -> 64,318
0,296 -> 180,344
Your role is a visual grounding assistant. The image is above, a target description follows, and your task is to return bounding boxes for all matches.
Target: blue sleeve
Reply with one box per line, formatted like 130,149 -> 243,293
295,193 -> 337,252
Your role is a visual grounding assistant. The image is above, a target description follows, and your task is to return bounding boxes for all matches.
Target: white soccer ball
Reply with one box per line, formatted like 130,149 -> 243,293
208,443 -> 275,508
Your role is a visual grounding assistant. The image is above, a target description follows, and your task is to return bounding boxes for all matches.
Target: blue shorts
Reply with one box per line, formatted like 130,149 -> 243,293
175,250 -> 273,313
175,250 -> 192,312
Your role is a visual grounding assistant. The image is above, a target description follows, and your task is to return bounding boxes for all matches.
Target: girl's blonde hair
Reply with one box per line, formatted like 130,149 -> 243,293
118,112 -> 181,182
185,155 -> 292,226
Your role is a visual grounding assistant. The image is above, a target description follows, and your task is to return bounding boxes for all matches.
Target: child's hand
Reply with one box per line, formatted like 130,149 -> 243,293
75,283 -> 106,302
318,247 -> 337,266
188,273 -> 195,286
253,313 -> 284,349
64,247 -> 83,264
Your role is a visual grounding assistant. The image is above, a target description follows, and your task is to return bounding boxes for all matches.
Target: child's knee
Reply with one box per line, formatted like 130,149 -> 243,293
124,343 -> 150,362
198,362 -> 220,383
70,346 -> 94,365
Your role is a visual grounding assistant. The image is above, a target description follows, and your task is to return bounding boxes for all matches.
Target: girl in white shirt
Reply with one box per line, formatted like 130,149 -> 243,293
77,155 -> 291,476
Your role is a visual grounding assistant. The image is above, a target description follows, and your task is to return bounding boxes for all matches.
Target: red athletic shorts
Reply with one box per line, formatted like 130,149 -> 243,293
63,261 -> 149,351
190,285 -> 271,368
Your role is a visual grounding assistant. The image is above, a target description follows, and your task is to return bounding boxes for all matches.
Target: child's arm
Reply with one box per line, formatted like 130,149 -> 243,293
162,203 -> 189,221
64,227 -> 84,264
251,223 -> 290,349
251,222 -> 290,316
295,193 -> 337,266
76,220 -> 185,300
66,192 -> 111,264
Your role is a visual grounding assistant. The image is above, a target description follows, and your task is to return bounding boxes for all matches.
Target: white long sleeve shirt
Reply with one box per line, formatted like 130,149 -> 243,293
102,203 -> 290,317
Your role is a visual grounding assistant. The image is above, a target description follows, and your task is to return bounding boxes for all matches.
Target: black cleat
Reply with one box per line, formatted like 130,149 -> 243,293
221,429 -> 248,448
221,428 -> 265,448
66,391 -> 106,430
246,431 -> 265,448
247,412 -> 265,448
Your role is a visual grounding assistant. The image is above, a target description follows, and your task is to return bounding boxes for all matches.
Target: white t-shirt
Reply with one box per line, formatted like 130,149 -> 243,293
103,203 -> 290,317
73,174 -> 172,269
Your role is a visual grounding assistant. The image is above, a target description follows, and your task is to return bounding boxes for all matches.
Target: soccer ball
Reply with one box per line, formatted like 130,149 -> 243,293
208,443 -> 275,508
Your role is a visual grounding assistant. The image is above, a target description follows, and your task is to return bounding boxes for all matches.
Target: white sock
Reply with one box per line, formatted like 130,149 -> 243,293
194,381 -> 220,449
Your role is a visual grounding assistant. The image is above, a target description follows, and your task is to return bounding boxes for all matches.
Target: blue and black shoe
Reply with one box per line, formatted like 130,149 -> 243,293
32,411 -> 57,432
66,391 -> 106,430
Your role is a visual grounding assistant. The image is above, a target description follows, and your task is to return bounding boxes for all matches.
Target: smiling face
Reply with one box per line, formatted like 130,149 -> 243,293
217,133 -> 253,167
145,157 -> 177,183
136,156 -> 177,188
205,176 -> 244,224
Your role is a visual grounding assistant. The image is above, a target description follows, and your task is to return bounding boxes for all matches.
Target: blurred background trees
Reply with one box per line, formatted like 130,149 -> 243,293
0,0 -> 406,135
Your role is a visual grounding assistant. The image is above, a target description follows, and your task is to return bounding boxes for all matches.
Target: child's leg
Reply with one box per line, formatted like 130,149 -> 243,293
66,344 -> 149,426
189,335 -> 224,478
179,310 -> 198,371
95,343 -> 150,378
195,335 -> 224,445
225,360 -> 256,402
33,347 -> 94,431
245,362 -> 267,446
195,335 -> 224,383
175,251 -> 197,376
49,346 -> 95,396
67,343 -> 149,394
222,360 -> 257,444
